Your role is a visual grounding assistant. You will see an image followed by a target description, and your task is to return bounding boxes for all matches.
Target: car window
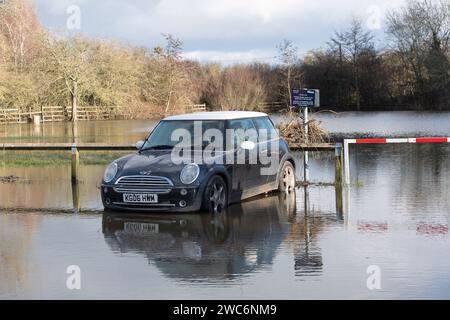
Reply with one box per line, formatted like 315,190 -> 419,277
252,117 -> 279,142
143,120 -> 224,150
228,119 -> 258,148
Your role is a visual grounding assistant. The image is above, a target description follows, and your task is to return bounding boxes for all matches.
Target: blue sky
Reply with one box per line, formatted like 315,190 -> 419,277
35,0 -> 406,64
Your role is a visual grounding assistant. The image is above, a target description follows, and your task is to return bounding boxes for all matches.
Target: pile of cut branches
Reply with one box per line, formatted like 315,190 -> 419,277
0,175 -> 19,184
277,115 -> 329,144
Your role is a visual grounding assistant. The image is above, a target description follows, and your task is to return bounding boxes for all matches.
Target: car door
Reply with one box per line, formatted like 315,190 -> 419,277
252,117 -> 281,187
227,118 -> 259,198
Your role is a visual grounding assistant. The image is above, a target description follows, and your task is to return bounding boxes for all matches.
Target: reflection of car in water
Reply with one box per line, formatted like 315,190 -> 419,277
102,192 -> 296,282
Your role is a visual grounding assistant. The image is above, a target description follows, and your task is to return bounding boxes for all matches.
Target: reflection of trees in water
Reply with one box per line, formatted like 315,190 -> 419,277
0,165 -> 107,211
399,145 -> 450,216
0,167 -> 69,209
352,144 -> 450,220
0,214 -> 41,297
0,120 -> 154,144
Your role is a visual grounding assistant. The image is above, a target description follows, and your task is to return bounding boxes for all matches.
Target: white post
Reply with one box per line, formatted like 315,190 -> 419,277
344,185 -> 351,229
303,107 -> 309,182
304,106 -> 309,139
344,139 -> 350,185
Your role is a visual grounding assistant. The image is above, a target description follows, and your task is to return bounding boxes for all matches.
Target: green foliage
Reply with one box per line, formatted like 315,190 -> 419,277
0,66 -> 38,109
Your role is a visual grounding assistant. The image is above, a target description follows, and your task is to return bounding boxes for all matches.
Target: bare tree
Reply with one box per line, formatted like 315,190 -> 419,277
387,0 -> 450,107
330,17 -> 374,111
40,36 -> 93,122
0,0 -> 40,72
219,65 -> 267,111
277,40 -> 302,107
141,34 -> 192,116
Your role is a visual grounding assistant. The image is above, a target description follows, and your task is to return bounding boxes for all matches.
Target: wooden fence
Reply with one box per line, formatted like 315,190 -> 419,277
0,105 -> 208,124
259,102 -> 288,113
1,142 -> 344,215
0,103 -> 293,124
0,142 -> 342,183
1,103 -> 292,124
41,106 -> 119,122
0,109 -> 42,124
0,109 -> 20,124
0,106 -> 121,124
186,104 -> 207,113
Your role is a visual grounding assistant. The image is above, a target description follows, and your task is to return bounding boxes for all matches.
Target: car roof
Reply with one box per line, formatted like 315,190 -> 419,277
163,111 -> 269,121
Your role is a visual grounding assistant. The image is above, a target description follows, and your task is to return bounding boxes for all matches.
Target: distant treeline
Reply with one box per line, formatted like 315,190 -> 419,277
0,0 -> 449,119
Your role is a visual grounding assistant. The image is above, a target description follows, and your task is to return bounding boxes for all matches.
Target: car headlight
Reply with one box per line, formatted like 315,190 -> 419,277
180,163 -> 200,185
103,163 -> 118,183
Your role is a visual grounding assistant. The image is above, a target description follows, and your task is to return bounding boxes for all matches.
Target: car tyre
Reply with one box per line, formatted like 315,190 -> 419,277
202,175 -> 228,214
279,161 -> 296,192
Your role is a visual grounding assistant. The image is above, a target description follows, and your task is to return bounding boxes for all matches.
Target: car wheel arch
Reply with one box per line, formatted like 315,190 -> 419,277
276,155 -> 296,181
201,168 -> 231,201
201,173 -> 229,212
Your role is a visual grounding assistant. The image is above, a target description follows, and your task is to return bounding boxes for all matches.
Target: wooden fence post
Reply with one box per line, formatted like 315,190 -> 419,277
72,178 -> 81,212
335,143 -> 344,218
71,144 -> 79,183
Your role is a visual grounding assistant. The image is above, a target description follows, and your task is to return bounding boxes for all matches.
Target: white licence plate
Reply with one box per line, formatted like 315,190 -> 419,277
123,193 -> 158,204
124,222 -> 159,233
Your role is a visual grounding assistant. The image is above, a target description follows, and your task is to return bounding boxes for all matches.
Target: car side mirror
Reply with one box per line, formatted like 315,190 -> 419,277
240,140 -> 256,151
135,140 -> 145,150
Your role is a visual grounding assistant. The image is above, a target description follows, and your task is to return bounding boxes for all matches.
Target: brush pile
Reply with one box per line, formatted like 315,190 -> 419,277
277,115 -> 329,144
0,175 -> 19,184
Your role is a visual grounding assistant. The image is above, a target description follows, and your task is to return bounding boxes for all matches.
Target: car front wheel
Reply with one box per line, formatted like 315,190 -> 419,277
202,175 -> 228,214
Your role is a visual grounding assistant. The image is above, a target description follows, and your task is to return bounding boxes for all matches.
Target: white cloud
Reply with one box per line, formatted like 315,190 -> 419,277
36,0 -> 408,63
41,0 -> 87,15
182,49 -> 277,64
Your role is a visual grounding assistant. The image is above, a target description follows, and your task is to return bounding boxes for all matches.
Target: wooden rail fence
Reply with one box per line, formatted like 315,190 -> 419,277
0,109 -> 43,124
0,106 -> 121,124
1,143 -> 136,183
41,106 -> 120,122
1,142 -> 344,215
259,102 -> 288,113
1,142 -> 343,184
1,105 -> 210,124
186,104 -> 207,113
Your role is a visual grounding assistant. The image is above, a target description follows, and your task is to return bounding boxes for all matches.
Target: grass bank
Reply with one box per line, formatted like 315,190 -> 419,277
0,151 -> 131,168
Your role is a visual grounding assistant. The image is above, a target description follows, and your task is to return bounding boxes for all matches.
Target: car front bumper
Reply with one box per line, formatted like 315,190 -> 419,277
100,184 -> 203,213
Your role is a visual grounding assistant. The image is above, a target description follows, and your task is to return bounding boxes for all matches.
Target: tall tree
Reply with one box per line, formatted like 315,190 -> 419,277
141,34 -> 192,116
0,0 -> 41,72
330,17 -> 375,111
40,36 -> 93,121
387,0 -> 450,108
277,40 -> 302,107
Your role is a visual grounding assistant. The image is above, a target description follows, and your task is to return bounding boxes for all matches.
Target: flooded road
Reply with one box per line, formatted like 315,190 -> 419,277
1,113 -> 450,299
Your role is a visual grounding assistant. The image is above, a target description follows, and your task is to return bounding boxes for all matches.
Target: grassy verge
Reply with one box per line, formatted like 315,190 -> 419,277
0,151 -> 131,167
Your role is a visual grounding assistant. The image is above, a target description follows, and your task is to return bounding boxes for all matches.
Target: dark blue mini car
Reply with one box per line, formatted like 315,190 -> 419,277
101,111 -> 296,213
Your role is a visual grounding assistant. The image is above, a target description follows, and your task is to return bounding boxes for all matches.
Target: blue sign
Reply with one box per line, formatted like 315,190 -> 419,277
292,89 -> 320,108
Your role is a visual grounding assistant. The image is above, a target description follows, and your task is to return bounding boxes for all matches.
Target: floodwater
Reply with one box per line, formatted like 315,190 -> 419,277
1,112 -> 450,299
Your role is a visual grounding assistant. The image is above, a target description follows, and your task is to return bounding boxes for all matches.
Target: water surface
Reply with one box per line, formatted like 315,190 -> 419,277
1,113 -> 450,299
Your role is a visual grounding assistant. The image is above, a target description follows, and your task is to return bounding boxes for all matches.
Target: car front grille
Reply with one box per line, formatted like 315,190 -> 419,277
114,175 -> 174,194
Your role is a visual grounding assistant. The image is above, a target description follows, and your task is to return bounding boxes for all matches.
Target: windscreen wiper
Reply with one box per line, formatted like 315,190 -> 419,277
139,145 -> 175,153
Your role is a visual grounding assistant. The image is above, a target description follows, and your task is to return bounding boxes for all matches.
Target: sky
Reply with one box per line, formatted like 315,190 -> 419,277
35,0 -> 407,64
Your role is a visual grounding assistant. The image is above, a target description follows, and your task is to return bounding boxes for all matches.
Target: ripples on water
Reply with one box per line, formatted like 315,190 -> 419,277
1,114 -> 450,299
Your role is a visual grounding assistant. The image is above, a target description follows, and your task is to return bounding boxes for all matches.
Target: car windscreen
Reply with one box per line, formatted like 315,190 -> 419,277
141,120 -> 224,151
